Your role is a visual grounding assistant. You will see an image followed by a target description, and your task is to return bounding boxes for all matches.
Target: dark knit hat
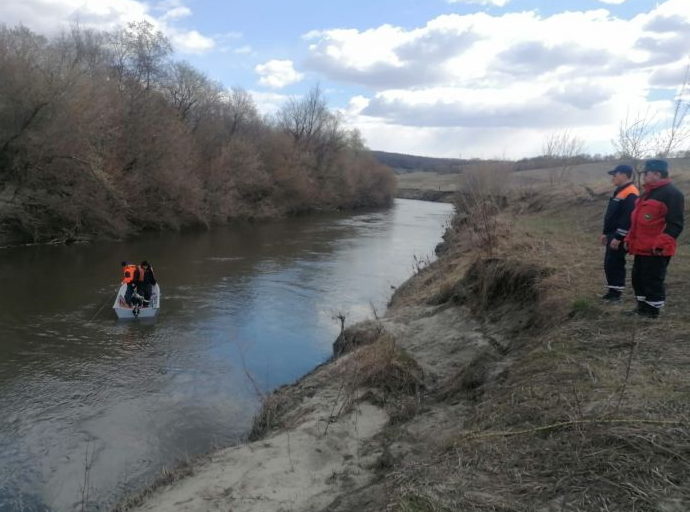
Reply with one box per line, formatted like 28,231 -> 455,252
607,164 -> 633,177
643,159 -> 669,177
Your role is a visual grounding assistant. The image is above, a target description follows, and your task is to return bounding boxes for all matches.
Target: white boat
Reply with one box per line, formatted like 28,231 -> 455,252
113,284 -> 161,319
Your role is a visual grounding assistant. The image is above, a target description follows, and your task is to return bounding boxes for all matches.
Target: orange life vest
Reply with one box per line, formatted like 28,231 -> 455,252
615,183 -> 639,200
122,264 -> 143,284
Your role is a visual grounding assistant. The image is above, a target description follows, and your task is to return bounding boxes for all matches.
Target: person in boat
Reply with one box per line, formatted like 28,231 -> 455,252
121,261 -> 145,307
139,260 -> 157,306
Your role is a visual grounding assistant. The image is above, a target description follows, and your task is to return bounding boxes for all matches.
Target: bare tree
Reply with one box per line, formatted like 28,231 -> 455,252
124,21 -> 172,90
163,61 -> 210,120
223,87 -> 260,138
542,130 -> 586,184
612,107 -> 657,176
278,84 -> 331,149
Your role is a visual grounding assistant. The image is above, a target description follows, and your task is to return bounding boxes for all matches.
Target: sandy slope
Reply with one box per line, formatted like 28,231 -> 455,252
128,357 -> 388,511
124,298 -> 491,512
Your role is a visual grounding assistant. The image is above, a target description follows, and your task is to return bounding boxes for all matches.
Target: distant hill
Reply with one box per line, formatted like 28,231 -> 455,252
370,151 -> 464,174
372,150 -> 614,174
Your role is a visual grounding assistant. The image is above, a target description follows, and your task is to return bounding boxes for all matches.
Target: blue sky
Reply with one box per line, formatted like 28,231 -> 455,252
1,0 -> 689,158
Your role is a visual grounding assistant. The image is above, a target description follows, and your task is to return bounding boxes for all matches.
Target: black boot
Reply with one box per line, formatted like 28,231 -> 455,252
602,289 -> 622,302
624,301 -> 644,316
638,302 -> 660,319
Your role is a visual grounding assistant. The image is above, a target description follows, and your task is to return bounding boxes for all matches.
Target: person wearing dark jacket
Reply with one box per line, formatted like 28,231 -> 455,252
625,159 -> 685,318
140,260 -> 157,305
601,164 -> 639,301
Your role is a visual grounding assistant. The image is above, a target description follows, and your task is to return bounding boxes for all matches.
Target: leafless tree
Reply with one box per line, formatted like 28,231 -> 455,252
124,21 -> 171,90
612,107 -> 657,176
278,84 -> 331,149
223,87 -> 260,138
542,130 -> 586,184
163,61 -> 210,120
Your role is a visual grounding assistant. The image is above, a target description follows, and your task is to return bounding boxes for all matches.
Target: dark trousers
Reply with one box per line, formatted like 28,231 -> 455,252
604,235 -> 627,291
141,283 -> 153,301
632,255 -> 671,308
124,283 -> 144,306
124,283 -> 136,306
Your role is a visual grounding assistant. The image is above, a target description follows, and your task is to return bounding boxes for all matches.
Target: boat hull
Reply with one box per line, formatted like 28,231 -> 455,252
113,283 -> 161,319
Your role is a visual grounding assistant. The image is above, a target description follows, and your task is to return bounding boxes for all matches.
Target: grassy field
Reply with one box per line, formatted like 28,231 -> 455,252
396,157 -> 690,193
396,171 -> 462,192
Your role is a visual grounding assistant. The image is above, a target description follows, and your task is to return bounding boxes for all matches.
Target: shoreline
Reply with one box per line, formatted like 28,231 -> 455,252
0,200 -> 400,251
395,188 -> 456,203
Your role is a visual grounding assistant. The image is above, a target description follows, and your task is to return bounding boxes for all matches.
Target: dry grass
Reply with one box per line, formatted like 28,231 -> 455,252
341,331 -> 424,397
383,166 -> 690,512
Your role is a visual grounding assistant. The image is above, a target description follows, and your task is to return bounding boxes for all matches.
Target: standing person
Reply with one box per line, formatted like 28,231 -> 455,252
625,159 -> 685,318
139,260 -> 157,305
601,164 -> 639,302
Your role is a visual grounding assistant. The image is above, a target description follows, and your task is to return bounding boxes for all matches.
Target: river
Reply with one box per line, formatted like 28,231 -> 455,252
0,199 -> 453,512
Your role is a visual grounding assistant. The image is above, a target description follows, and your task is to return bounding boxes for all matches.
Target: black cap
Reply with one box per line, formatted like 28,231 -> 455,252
121,261 -> 129,266
141,260 -> 150,267
642,159 -> 669,177
608,164 -> 633,177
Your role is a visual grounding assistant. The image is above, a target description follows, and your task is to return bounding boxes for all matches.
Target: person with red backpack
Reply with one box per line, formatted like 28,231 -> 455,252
624,159 -> 685,318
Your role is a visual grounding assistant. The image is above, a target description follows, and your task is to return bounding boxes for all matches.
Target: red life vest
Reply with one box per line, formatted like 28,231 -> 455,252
626,179 -> 677,256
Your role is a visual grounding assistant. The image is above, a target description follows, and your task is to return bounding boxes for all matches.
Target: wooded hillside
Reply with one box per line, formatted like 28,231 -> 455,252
0,23 -> 396,245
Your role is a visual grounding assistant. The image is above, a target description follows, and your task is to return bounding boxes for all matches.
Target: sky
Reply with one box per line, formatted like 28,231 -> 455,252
1,0 -> 689,159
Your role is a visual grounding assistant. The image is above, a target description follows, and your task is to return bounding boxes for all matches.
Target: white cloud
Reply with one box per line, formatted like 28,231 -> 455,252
255,60 -> 305,89
596,0 -> 627,4
446,0 -> 511,5
234,45 -> 253,54
161,6 -> 192,20
248,90 -> 291,116
0,0 -> 149,33
167,28 -> 215,54
306,0 -> 690,157
0,0 -> 216,54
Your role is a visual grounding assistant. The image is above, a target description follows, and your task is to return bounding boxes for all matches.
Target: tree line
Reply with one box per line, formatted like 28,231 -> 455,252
0,22 -> 396,245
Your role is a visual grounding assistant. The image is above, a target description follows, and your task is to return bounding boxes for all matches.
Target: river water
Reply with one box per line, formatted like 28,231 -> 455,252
0,199 -> 453,512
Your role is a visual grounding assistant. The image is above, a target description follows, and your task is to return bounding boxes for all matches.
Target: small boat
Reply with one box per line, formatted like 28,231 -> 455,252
113,284 -> 161,319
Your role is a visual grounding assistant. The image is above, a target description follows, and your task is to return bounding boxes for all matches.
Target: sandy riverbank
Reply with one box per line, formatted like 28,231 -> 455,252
116,294 -> 495,512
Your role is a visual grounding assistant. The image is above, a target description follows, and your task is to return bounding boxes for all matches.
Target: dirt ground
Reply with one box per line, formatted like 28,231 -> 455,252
119,160 -> 690,512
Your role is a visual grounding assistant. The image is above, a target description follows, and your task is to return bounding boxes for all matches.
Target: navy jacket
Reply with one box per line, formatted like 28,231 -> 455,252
603,182 -> 639,240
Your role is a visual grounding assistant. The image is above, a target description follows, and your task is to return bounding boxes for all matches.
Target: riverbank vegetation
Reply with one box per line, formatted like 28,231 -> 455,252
0,22 -> 396,246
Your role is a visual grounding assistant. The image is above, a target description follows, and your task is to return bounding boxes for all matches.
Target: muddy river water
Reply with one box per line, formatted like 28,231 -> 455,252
0,199 -> 453,512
